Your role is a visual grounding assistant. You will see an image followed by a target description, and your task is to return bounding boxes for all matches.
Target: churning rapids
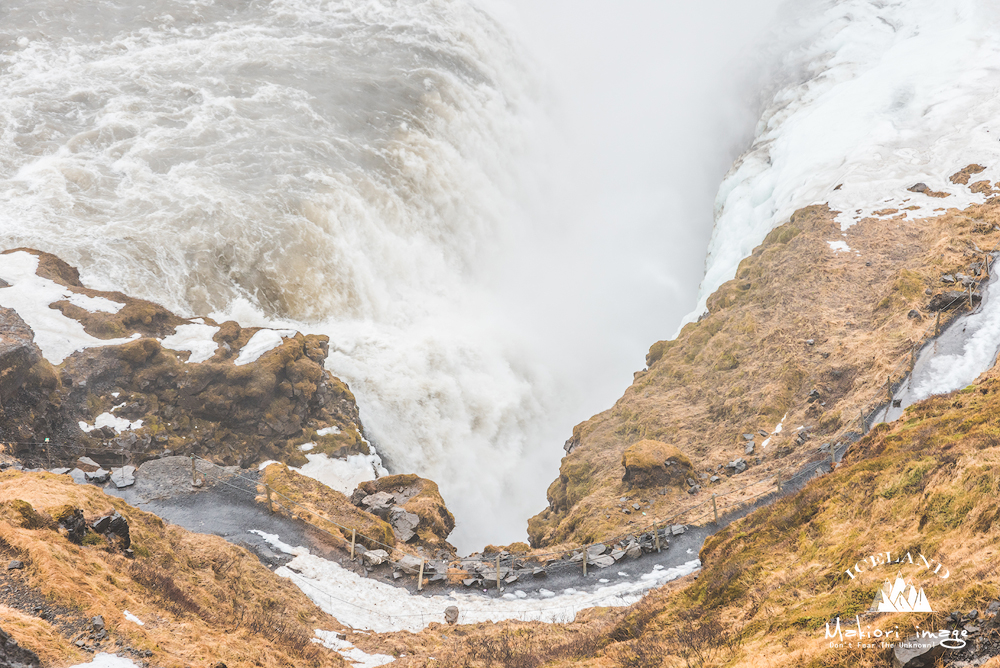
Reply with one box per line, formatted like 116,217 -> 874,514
0,0 -> 782,550
6,0 -> 1000,551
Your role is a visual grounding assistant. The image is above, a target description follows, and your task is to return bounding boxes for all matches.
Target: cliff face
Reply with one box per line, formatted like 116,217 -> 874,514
530,173 -> 1000,549
0,248 -> 365,469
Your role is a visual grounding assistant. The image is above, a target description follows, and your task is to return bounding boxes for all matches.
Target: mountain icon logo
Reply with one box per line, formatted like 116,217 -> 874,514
870,575 -> 933,613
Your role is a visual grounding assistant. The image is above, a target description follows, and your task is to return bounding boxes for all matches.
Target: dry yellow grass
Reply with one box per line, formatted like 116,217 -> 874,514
0,471 -> 347,667
530,190 -> 1000,549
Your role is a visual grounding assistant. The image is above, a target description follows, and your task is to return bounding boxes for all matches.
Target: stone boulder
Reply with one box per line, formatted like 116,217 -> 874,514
0,307 -> 41,403
621,440 -> 695,489
388,507 -> 420,542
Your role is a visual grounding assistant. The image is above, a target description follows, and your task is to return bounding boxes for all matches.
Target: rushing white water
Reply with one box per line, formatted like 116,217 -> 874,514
0,0 -> 779,550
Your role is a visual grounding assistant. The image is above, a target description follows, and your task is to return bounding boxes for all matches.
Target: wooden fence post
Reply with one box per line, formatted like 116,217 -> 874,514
776,471 -> 782,494
266,486 -> 273,513
654,527 -> 661,553
496,554 -> 502,589
350,529 -> 356,560
418,559 -> 425,591
713,494 -> 719,524
935,311 -> 941,336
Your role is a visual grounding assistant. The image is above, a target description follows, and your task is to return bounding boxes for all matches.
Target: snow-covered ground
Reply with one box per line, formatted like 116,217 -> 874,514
687,0 -> 1000,329
260,436 -> 388,496
0,251 -> 139,364
252,530 -> 700,633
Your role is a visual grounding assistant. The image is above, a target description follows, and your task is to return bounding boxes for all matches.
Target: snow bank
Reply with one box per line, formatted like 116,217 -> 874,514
686,0 -> 1000,328
66,292 -> 124,314
294,452 -> 387,495
161,322 -> 220,363
69,654 -> 139,667
79,412 -> 142,434
252,531 -> 700,633
0,251 -> 140,364
314,630 -> 394,668
234,329 -> 297,365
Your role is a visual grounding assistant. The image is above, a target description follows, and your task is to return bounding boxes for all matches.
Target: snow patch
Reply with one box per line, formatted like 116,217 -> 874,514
123,610 -> 144,626
234,329 -> 297,366
69,653 -> 139,667
161,322 -> 220,363
293,452 -> 388,495
316,426 -> 341,436
314,630 -> 394,668
0,251 -> 140,364
66,292 -> 124,314
827,240 -> 851,253
79,412 -> 142,434
299,442 -> 316,451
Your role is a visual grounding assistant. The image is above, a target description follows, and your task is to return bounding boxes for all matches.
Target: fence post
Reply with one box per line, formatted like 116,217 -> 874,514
935,311 -> 941,336
654,527 -> 661,553
350,529 -> 356,560
969,283 -> 974,309
266,485 -> 273,513
191,456 -> 196,484
776,471 -> 782,494
496,554 -> 502,589
887,375 -> 892,404
860,409 -> 866,435
418,559 -> 425,591
712,494 -> 719,524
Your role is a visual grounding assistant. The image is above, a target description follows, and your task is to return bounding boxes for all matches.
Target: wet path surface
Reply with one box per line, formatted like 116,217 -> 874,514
98,453 -> 839,602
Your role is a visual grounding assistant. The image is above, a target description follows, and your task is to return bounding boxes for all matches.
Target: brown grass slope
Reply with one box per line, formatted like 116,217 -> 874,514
369,368 -> 1000,668
530,187 -> 1000,549
0,471 -> 346,667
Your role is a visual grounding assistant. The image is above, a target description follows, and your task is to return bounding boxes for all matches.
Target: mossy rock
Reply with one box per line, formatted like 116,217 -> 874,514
621,439 -> 695,489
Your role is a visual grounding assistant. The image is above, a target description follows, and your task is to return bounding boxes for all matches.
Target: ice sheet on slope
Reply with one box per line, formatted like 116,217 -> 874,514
686,0 -> 1000,330
161,322 -> 220,363
0,251 -> 140,363
251,531 -> 701,633
234,328 -> 297,365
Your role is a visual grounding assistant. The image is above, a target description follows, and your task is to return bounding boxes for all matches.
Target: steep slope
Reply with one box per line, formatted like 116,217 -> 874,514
530,178 -> 1000,549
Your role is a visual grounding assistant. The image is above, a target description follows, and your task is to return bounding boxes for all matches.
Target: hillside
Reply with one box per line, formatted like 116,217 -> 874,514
530,172 -> 1000,550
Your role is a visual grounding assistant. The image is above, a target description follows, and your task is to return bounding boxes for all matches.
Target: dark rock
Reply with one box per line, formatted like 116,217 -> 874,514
941,274 -> 956,284
85,468 -> 110,484
670,525 -> 686,536
625,545 -> 642,559
928,291 -> 981,311
91,616 -> 105,631
388,507 -> 419,543
742,433 -> 755,441
0,308 -> 41,404
92,511 -> 130,549
744,442 -> 755,455
891,634 -> 946,668
362,549 -> 389,567
395,554 -> 423,575
586,544 -> 606,557
908,182 -> 929,193
907,309 -> 921,320
687,485 -> 701,494
55,507 -> 87,543
532,567 -> 547,577
590,555 -> 615,568
709,475 -> 720,483
6,560 -> 23,570
444,606 -> 459,625
956,272 -> 975,286
724,459 -> 748,475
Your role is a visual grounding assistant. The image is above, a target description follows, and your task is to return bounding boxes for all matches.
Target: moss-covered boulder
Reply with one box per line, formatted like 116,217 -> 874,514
621,439 -> 694,489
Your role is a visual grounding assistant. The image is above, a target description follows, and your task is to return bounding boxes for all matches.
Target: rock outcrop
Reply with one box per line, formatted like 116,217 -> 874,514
0,249 -> 365,470
620,439 -> 694,489
352,474 -> 456,553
